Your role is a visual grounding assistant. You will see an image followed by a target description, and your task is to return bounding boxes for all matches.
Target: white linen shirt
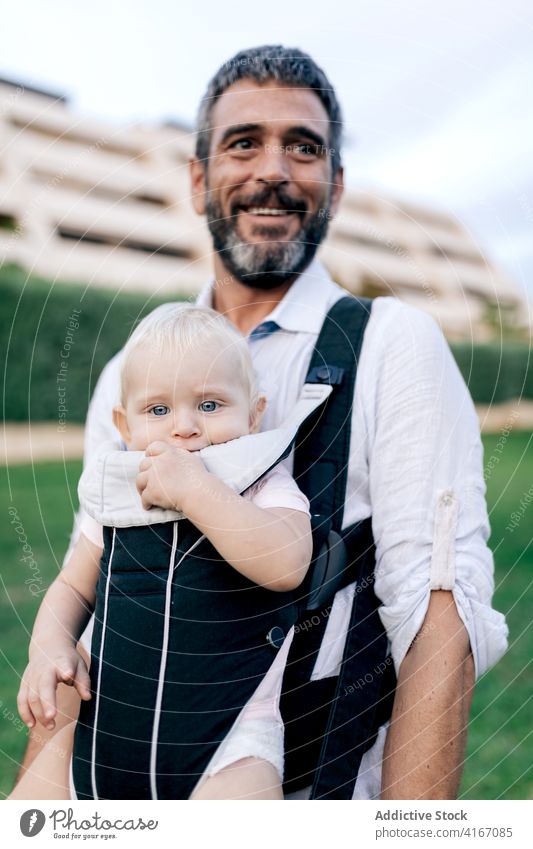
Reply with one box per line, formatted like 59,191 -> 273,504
72,257 -> 508,799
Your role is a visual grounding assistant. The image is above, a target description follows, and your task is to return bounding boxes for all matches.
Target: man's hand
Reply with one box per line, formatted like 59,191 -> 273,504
136,441 -> 211,511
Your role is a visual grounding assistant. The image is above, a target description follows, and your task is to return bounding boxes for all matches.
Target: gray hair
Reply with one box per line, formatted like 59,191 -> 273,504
195,44 -> 343,175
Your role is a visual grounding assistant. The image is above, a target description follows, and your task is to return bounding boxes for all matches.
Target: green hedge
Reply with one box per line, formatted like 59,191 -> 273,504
1,264 -> 531,422
0,265 -> 189,423
451,342 -> 532,404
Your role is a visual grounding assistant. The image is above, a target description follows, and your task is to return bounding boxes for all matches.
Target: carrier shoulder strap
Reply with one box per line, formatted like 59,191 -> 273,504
293,294 -> 372,529
282,294 -> 394,800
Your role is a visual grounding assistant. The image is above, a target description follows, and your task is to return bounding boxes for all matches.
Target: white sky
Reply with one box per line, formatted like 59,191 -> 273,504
2,0 -> 533,296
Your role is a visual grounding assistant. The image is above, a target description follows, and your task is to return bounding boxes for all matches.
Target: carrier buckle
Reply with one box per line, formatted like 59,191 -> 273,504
307,365 -> 345,385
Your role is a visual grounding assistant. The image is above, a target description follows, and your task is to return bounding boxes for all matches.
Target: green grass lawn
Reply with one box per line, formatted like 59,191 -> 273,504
0,433 -> 531,799
459,431 -> 532,800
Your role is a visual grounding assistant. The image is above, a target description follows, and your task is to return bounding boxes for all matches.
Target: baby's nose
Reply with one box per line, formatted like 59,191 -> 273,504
171,412 -> 200,438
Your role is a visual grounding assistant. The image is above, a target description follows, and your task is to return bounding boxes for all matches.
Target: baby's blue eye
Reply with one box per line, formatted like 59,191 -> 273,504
199,400 -> 219,413
151,405 -> 169,416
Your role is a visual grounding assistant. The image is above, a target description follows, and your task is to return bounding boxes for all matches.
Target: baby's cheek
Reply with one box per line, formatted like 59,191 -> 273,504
218,421 -> 251,442
129,423 -> 157,451
203,422 -> 224,445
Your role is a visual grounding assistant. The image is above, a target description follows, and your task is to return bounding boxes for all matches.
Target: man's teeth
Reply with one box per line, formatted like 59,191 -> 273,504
246,207 -> 293,216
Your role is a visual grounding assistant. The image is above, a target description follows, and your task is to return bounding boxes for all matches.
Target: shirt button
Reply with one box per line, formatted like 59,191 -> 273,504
316,366 -> 330,381
441,492 -> 454,506
266,626 -> 285,649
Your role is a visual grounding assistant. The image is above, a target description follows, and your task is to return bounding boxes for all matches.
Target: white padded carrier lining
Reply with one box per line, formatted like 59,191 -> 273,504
78,383 -> 331,527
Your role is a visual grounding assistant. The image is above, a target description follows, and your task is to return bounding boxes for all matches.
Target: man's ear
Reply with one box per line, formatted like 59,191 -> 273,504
112,405 -> 130,444
189,156 -> 207,216
249,395 -> 267,433
329,165 -> 344,219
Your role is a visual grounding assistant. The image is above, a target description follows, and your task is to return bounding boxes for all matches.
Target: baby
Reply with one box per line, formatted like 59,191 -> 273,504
14,304 -> 312,800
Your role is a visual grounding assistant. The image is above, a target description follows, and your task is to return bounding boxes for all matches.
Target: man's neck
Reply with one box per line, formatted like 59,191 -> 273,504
211,256 -> 298,336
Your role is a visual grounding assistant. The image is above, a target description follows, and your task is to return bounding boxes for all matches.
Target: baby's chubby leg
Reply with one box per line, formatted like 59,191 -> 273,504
8,721 -> 75,800
190,756 -> 283,800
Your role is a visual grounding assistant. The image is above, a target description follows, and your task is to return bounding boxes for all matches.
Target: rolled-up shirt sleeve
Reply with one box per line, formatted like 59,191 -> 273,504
367,301 -> 508,679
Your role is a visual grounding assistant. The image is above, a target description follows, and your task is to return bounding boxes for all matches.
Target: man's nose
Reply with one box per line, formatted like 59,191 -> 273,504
254,143 -> 291,183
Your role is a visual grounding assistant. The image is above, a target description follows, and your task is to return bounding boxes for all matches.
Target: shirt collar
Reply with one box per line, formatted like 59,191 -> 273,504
195,258 -> 343,336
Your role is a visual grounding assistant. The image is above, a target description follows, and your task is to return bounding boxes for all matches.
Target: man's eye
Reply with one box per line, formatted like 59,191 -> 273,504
150,405 -> 169,416
229,138 -> 254,151
291,142 -> 319,157
199,400 -> 219,413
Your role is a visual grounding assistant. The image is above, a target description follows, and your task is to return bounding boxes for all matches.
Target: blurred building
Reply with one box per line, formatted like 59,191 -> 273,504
0,76 -> 528,340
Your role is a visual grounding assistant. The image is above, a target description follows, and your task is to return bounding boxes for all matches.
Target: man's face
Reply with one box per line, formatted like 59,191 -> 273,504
190,79 -> 344,289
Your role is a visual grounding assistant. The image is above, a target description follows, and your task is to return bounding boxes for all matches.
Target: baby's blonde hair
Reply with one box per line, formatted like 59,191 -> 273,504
119,303 -> 260,409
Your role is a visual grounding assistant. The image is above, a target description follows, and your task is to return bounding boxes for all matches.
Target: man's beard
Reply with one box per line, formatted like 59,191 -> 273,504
205,185 -> 332,290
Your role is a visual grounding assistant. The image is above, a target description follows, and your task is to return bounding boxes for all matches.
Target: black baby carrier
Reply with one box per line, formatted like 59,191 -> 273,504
71,362 -> 333,800
71,296 -> 396,800
72,519 -> 299,800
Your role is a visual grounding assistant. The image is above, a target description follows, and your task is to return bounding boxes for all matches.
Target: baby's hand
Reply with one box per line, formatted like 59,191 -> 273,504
17,647 -> 91,730
136,441 -> 210,512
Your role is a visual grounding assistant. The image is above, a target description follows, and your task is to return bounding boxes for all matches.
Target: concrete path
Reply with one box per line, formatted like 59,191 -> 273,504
1,423 -> 85,465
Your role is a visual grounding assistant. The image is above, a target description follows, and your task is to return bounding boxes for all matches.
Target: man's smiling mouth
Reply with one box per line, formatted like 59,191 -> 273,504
246,207 -> 295,216
233,195 -> 307,220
